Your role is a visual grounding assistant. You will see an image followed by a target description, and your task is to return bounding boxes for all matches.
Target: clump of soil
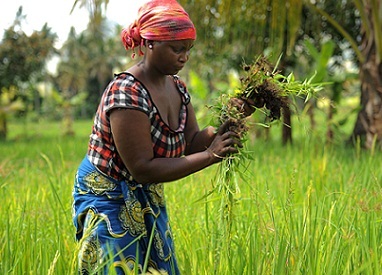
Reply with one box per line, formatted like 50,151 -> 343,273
239,56 -> 289,121
215,56 -> 302,138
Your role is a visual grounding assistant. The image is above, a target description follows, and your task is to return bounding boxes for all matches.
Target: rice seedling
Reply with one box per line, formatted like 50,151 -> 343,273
205,55 -> 324,271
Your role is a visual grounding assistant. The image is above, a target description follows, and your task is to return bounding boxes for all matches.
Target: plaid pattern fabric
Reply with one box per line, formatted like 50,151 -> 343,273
87,72 -> 190,181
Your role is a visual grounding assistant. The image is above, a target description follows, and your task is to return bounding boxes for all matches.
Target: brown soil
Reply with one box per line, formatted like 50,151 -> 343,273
240,57 -> 289,121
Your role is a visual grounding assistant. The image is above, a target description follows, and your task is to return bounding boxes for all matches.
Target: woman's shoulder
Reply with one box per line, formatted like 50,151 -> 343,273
172,75 -> 190,104
109,72 -> 147,95
113,71 -> 139,86
101,72 -> 152,114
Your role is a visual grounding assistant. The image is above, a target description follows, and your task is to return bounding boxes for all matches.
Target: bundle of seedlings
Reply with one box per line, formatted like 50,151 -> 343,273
207,55 -> 323,271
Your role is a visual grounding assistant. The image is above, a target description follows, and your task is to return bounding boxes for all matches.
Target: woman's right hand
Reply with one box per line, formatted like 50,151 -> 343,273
206,120 -> 243,163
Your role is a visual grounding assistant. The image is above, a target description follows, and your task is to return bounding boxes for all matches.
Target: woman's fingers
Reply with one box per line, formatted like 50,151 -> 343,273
210,131 -> 242,158
208,119 -> 245,163
230,97 -> 257,117
221,131 -> 243,148
216,119 -> 235,135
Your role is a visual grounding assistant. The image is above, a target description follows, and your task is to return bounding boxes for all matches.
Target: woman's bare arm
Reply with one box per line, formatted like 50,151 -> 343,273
183,103 -> 216,155
110,108 -> 240,184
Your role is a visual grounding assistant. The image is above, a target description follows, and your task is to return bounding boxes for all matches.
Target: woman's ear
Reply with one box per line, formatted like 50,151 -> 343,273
146,40 -> 154,49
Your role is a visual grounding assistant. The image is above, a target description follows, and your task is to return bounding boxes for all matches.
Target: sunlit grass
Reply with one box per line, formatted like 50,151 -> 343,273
166,139 -> 382,274
1,118 -> 381,274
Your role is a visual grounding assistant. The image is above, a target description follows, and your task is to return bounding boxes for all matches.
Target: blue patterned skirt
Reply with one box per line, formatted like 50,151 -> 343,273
72,156 -> 180,274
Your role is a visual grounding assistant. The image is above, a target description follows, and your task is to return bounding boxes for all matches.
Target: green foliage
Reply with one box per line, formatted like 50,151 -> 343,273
0,86 -> 25,113
186,70 -> 211,122
0,8 -> 56,88
181,0 -> 303,66
189,70 -> 209,100
303,40 -> 335,83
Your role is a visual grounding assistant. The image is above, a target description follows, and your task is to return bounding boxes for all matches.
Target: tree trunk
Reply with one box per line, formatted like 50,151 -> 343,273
327,81 -> 343,144
352,60 -> 382,149
307,100 -> 316,131
282,104 -> 292,145
327,101 -> 334,143
350,6 -> 382,149
0,112 -> 6,141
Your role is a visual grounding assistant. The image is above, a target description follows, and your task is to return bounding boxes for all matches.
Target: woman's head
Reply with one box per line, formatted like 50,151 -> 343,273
121,0 -> 196,58
145,39 -> 194,75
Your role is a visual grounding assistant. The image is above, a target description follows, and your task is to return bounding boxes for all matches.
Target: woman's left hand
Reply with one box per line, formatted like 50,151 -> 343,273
230,97 -> 259,117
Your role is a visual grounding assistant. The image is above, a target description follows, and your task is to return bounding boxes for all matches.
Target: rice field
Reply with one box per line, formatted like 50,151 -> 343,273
1,118 -> 381,274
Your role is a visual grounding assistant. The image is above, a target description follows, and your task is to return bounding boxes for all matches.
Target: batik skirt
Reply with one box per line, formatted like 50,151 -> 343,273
72,156 -> 180,274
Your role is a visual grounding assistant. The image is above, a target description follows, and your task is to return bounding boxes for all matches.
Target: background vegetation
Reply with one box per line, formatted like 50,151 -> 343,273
1,0 -> 381,274
0,0 -> 372,145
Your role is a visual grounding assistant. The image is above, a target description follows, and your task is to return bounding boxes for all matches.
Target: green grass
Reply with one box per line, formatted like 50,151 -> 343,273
1,118 -> 381,274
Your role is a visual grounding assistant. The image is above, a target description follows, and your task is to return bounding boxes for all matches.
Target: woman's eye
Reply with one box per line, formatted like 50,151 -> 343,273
171,45 -> 193,54
172,47 -> 183,54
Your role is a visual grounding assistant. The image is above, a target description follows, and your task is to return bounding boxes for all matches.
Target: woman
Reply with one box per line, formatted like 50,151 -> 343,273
72,0 -> 255,274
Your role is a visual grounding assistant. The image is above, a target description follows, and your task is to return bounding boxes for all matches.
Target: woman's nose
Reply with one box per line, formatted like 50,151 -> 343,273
179,51 -> 190,62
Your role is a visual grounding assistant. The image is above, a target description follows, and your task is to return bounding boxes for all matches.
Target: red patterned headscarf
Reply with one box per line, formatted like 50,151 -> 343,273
121,0 -> 196,58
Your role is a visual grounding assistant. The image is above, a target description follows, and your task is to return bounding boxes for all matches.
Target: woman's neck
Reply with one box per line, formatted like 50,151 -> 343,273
134,62 -> 168,87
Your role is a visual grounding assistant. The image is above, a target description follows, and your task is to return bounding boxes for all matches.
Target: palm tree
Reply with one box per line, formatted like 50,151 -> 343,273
308,0 -> 382,149
183,0 -> 382,149
65,0 -> 125,118
55,28 -> 89,135
350,0 -> 382,149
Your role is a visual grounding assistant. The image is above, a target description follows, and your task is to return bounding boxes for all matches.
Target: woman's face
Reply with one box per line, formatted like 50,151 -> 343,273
148,39 -> 194,75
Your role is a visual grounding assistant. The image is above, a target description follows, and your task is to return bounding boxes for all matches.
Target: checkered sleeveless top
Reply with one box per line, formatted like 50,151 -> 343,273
87,72 -> 190,181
